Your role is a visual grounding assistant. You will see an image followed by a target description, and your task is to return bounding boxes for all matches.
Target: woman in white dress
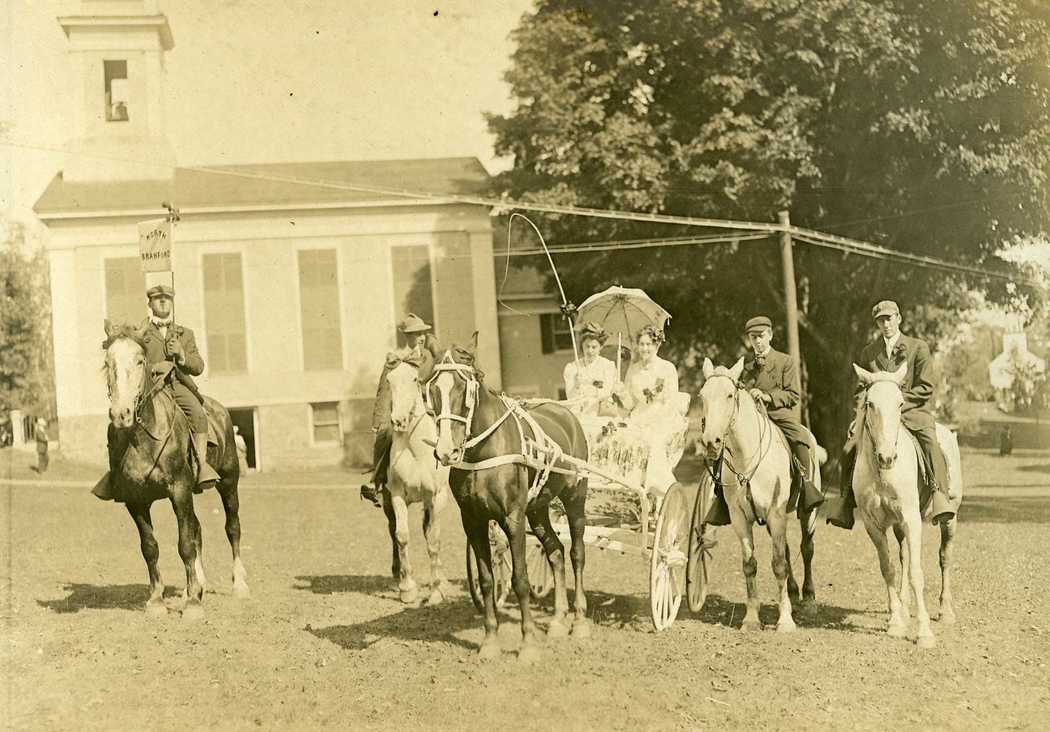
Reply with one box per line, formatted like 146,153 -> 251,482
613,324 -> 681,497
562,321 -> 619,416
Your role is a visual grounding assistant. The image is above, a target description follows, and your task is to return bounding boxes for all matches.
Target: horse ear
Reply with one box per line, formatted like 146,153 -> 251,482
853,363 -> 874,384
104,319 -> 114,338
470,331 -> 479,354
728,357 -> 746,382
892,363 -> 908,385
701,357 -> 714,379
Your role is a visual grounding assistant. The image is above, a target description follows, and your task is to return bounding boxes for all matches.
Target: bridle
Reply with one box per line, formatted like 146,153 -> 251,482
105,341 -> 172,441
425,352 -> 482,443
859,379 -> 904,469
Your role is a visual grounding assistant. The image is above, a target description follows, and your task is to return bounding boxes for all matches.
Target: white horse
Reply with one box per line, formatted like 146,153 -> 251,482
852,363 -> 962,649
384,356 -> 454,605
697,358 -> 823,633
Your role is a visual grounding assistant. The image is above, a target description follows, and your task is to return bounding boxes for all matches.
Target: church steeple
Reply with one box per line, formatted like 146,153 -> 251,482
58,1 -> 176,182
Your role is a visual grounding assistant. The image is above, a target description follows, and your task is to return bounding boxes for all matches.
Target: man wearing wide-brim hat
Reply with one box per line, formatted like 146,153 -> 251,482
704,315 -> 824,525
360,313 -> 441,508
824,300 -> 955,529
93,284 -> 218,500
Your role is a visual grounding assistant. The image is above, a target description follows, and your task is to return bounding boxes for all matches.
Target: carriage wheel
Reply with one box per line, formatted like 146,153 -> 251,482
466,539 -> 513,613
649,482 -> 688,631
687,476 -> 713,613
526,537 -> 554,600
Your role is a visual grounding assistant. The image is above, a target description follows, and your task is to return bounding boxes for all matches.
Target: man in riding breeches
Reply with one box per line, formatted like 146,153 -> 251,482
360,313 -> 440,508
825,300 -> 955,530
705,316 -> 824,524
92,284 -> 218,500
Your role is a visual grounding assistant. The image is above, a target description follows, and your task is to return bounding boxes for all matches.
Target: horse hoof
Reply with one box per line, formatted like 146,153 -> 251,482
232,583 -> 251,600
145,600 -> 167,617
400,588 -> 419,605
517,644 -> 542,665
547,620 -> 570,639
181,604 -> 204,621
937,608 -> 956,625
887,622 -> 908,638
571,619 -> 592,639
916,634 -> 936,649
477,641 -> 501,661
776,620 -> 797,634
426,589 -> 445,606
741,620 -> 762,632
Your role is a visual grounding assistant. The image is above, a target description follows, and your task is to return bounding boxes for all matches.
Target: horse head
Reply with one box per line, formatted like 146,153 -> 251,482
854,363 -> 908,470
696,357 -> 746,459
427,332 -> 480,466
102,320 -> 148,429
386,351 -> 427,433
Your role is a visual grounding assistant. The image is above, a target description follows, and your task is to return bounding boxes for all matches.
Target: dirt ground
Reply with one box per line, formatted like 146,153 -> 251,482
2,447 -> 1049,730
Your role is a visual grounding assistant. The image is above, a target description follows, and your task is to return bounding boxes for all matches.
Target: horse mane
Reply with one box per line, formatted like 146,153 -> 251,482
446,344 -> 485,381
102,323 -> 146,351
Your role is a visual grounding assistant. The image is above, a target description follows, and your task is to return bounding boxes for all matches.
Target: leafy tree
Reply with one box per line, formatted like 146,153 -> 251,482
488,0 -> 1050,449
0,217 -> 55,420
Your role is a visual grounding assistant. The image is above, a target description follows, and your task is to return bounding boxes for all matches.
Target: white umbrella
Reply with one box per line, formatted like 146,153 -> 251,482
575,286 -> 671,348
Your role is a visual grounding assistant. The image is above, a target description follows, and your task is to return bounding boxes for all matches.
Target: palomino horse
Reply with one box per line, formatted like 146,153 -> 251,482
852,364 -> 961,648
101,322 -> 248,618
428,337 -> 590,662
697,358 -> 823,632
382,353 -> 454,605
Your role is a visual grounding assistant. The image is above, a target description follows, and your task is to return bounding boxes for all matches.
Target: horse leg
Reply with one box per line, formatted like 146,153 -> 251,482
865,521 -> 906,638
217,480 -> 249,599
191,512 -> 210,594
381,487 -> 400,581
937,516 -> 957,624
464,513 -> 501,660
422,501 -> 452,605
390,491 -> 417,604
499,512 -> 541,663
732,518 -> 761,631
527,504 -> 569,638
564,487 -> 590,638
171,489 -> 204,620
769,511 -> 796,633
904,515 -> 935,648
126,502 -> 166,615
798,504 -> 817,610
892,523 -> 911,621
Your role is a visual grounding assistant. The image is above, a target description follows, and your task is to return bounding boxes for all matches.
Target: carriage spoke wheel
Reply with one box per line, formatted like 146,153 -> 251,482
466,528 -> 513,613
649,482 -> 688,631
526,538 -> 554,600
687,476 -> 713,613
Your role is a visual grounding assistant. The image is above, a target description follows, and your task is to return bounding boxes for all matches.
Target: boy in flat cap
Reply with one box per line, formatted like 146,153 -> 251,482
824,300 -> 955,529
705,316 -> 823,524
360,314 -> 441,508
93,284 -> 218,499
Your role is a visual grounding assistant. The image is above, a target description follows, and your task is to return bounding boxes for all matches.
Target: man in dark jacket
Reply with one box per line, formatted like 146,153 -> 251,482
360,313 -> 440,508
825,300 -> 955,529
704,316 -> 823,524
93,284 -> 218,500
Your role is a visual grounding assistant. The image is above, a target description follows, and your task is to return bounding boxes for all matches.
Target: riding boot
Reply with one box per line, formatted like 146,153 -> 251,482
824,487 -> 856,530
928,481 -> 956,525
792,442 -> 824,511
703,482 -> 732,526
360,480 -> 385,509
192,432 -> 220,488
91,434 -> 122,501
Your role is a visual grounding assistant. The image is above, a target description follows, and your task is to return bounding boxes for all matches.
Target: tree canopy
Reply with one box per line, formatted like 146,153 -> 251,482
488,0 -> 1050,445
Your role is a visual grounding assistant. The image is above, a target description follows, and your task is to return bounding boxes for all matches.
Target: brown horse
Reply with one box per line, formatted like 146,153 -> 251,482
427,336 -> 590,662
100,322 -> 248,619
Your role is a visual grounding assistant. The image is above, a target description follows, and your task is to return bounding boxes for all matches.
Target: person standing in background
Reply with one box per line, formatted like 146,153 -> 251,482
34,417 -> 49,473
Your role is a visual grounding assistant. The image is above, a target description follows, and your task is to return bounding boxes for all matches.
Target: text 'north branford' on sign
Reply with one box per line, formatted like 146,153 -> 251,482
138,218 -> 173,273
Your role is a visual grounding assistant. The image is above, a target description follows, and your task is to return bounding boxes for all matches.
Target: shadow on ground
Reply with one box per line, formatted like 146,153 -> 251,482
307,595 -> 482,652
688,592 -> 871,634
959,496 -> 1050,524
294,574 -> 394,596
37,583 -> 155,613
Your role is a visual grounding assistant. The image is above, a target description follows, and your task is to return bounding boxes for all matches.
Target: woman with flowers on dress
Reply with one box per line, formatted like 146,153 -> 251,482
562,321 -> 619,417
612,324 -> 681,498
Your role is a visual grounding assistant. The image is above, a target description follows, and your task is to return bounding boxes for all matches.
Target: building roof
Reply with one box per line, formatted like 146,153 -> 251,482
34,157 -> 491,217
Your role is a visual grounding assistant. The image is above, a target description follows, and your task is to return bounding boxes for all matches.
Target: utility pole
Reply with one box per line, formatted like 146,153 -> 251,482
779,210 -> 802,393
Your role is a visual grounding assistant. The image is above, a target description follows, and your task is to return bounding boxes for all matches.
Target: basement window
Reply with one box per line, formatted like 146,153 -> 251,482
104,60 -> 129,122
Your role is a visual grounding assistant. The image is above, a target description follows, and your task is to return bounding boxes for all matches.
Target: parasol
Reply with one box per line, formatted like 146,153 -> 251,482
575,286 -> 671,348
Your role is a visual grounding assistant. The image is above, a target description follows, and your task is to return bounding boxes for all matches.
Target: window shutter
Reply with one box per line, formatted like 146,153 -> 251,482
540,314 -> 554,354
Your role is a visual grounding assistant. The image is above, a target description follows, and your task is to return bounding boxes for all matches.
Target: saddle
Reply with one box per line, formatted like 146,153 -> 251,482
149,365 -> 222,448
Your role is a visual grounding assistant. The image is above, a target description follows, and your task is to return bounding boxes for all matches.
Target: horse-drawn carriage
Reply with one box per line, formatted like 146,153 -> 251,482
465,374 -> 716,631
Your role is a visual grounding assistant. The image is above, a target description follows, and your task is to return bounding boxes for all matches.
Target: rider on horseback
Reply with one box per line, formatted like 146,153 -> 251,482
93,284 -> 219,499
360,313 -> 441,508
824,300 -> 956,529
705,316 -> 824,524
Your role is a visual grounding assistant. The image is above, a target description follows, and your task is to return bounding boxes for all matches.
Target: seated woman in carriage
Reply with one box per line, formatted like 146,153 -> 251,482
610,324 -> 683,499
562,321 -> 620,417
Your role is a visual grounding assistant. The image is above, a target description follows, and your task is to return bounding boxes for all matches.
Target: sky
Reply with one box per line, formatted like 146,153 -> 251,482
0,0 -> 534,223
